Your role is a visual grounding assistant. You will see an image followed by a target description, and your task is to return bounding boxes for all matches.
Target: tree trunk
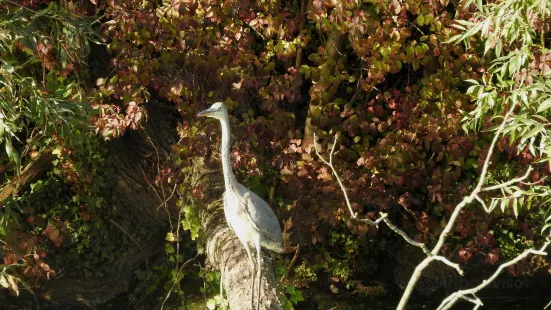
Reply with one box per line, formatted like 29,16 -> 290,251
192,157 -> 282,310
108,101 -> 180,228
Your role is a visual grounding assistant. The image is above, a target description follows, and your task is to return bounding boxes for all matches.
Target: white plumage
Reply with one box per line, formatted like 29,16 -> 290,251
198,102 -> 283,310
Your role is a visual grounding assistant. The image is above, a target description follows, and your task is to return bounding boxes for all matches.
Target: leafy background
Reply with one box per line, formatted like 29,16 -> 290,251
0,0 -> 550,309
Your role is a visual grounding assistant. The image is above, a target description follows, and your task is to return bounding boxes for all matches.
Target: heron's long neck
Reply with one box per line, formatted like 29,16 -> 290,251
219,115 -> 237,190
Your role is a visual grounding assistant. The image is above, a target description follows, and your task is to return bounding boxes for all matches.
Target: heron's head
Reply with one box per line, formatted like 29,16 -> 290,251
197,102 -> 227,119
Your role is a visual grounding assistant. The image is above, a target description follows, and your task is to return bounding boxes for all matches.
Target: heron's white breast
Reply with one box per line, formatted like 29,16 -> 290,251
224,190 -> 258,244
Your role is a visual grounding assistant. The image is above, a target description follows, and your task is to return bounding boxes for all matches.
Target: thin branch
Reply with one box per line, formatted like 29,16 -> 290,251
279,244 -> 301,284
458,295 -> 483,309
474,194 -> 490,212
481,166 -> 533,192
520,175 -> 548,185
160,253 -> 200,310
431,256 -> 464,276
437,241 -> 550,310
382,214 -> 429,253
313,133 -> 381,226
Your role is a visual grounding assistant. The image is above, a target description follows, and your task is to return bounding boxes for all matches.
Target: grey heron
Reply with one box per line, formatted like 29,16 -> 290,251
198,102 -> 284,310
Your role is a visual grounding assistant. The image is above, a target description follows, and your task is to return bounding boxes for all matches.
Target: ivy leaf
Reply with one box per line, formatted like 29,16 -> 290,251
165,232 -> 175,242
165,243 -> 175,254
290,290 -> 304,304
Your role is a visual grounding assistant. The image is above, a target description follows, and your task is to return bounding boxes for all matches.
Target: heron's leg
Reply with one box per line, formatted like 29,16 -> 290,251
242,240 -> 255,271
255,237 -> 262,310
242,241 -> 255,310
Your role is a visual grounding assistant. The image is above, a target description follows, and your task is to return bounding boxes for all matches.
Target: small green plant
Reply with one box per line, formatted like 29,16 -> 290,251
199,269 -> 223,310
206,295 -> 223,310
293,261 -> 318,283
280,285 -> 304,310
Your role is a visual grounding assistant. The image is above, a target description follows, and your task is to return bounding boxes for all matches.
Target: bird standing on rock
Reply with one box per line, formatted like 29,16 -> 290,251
198,102 -> 284,310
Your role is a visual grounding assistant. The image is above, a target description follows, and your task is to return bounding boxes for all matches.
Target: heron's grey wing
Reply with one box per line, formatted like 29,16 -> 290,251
236,183 -> 283,247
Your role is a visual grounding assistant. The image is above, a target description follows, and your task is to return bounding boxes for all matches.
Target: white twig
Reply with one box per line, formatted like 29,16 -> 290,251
474,194 -> 490,212
431,255 -> 464,276
458,294 -> 483,308
313,133 -> 385,227
481,167 -> 533,192
437,241 -> 550,310
381,214 -> 429,252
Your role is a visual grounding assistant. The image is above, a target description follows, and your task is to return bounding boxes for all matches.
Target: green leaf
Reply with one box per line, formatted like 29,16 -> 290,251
206,299 -> 216,310
416,15 -> 425,26
5,141 -> 12,158
525,125 -> 544,139
165,243 -> 175,254
52,148 -> 62,156
484,39 -> 493,56
537,98 -> 551,113
500,199 -> 507,212
495,39 -> 503,57
0,119 -> 4,140
286,285 -> 296,294
165,232 -> 175,242
290,290 -> 304,304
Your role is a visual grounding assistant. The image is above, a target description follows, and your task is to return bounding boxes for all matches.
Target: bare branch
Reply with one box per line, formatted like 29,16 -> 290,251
458,294 -> 483,308
381,214 -> 430,253
279,244 -> 301,284
520,175 -> 548,186
437,241 -> 550,310
474,194 -> 490,212
481,166 -> 533,192
0,148 -> 55,202
431,256 -> 464,276
313,132 -> 378,226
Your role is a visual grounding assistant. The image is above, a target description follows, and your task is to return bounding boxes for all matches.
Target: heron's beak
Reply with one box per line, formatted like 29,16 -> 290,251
197,109 -> 213,117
